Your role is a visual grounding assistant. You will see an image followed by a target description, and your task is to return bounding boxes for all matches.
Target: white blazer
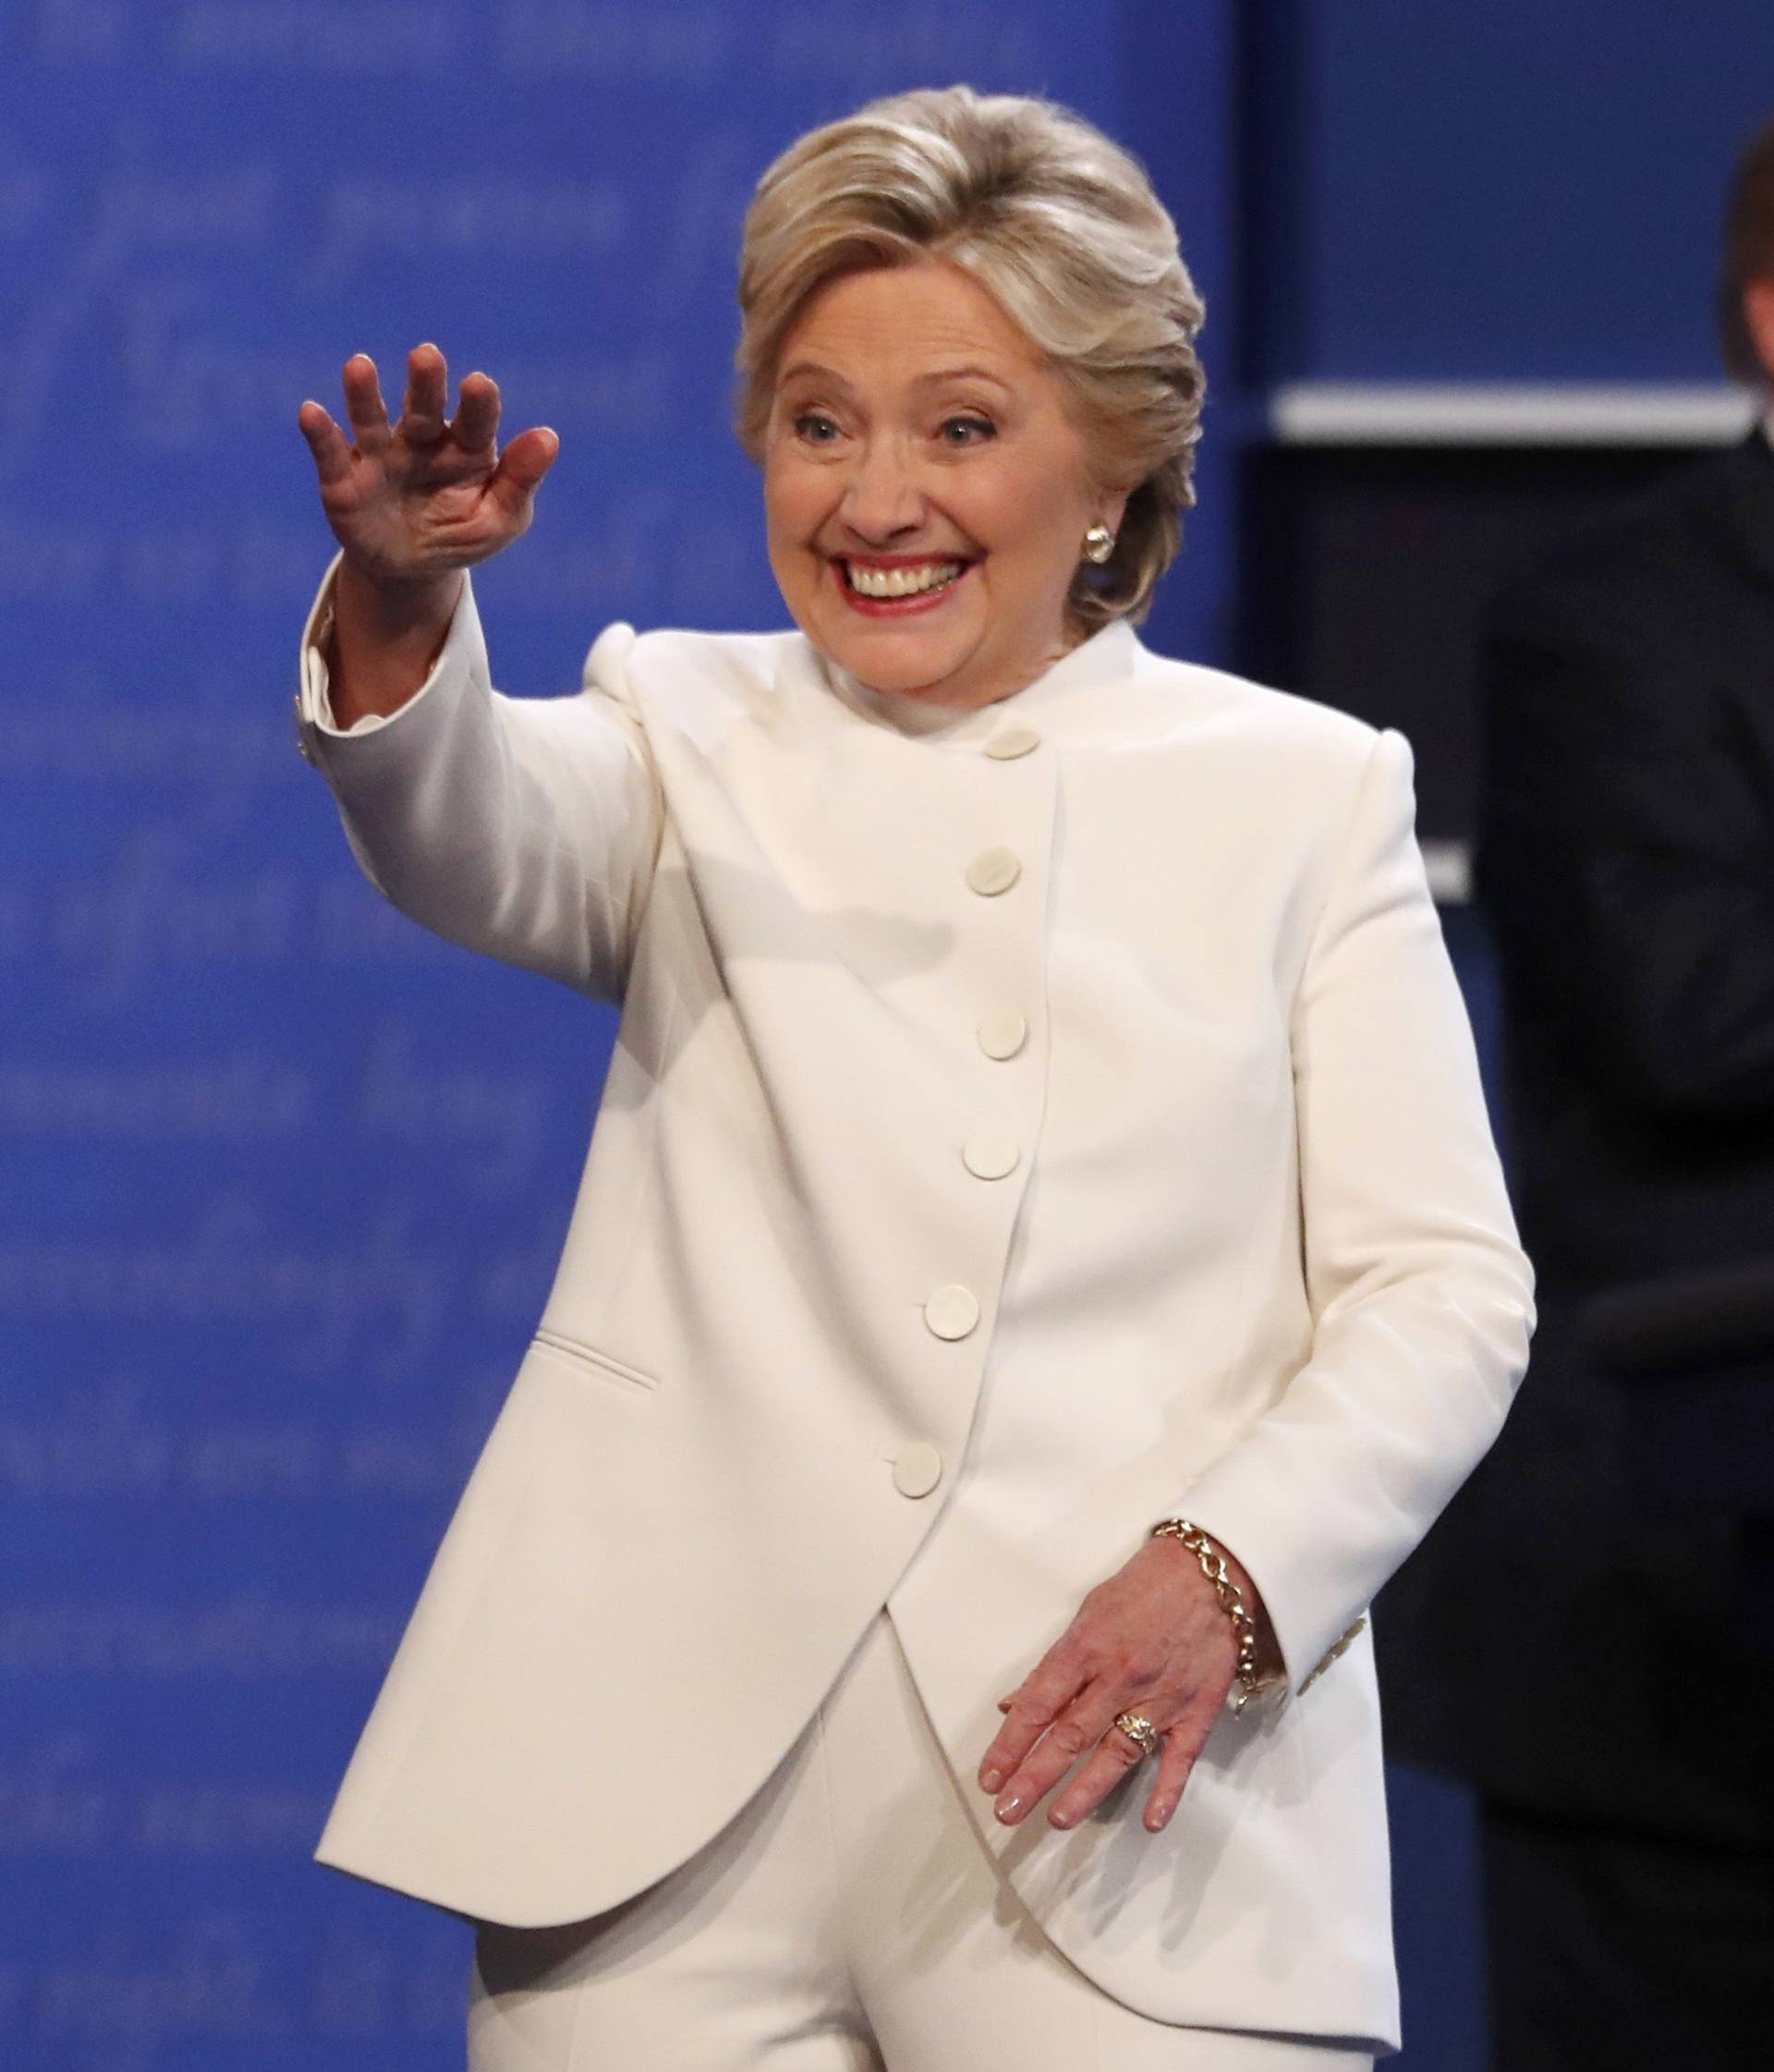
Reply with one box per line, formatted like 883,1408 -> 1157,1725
296,554 -> 1533,2054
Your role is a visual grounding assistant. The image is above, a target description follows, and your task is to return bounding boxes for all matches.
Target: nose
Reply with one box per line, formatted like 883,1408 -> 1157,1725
838,434 -> 926,543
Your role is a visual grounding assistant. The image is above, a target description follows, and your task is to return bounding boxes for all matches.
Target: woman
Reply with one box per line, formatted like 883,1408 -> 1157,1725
294,86 -> 1532,2072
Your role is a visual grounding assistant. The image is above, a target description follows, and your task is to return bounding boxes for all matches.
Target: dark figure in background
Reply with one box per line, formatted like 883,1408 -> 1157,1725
1379,117 -> 1774,2070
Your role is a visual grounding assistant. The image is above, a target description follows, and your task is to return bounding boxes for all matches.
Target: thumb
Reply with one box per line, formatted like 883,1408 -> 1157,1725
485,426 -> 560,519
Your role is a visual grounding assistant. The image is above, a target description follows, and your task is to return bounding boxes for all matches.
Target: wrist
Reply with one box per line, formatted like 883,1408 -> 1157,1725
334,554 -> 463,640
1148,1517 -> 1284,1712
327,557 -> 464,726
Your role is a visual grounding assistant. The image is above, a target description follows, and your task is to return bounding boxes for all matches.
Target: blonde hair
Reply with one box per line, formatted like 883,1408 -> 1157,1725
735,86 -> 1206,629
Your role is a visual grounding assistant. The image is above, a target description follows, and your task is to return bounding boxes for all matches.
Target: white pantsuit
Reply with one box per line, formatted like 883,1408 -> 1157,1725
467,1612 -> 1371,2072
296,553 -> 1534,2061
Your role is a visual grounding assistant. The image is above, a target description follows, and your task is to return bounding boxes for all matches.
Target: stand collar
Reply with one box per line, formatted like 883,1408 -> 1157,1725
810,618 -> 1144,745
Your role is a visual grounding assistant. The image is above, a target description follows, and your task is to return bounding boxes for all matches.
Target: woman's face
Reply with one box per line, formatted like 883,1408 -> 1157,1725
763,259 -> 1124,712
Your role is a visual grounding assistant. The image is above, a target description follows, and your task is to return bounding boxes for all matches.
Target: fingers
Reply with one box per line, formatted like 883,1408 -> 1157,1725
400,342 -> 450,447
453,370 -> 502,455
319,345 -> 538,475
990,1682 -> 1130,1828
977,1646 -> 1087,1797
1038,1689 -> 1214,1834
1045,1716 -> 1168,1833
979,1650 -> 1227,1833
340,352 -> 392,450
297,400 -> 354,486
1140,1718 -> 1205,1834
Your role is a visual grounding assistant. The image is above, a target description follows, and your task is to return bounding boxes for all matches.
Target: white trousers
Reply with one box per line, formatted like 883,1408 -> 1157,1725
468,1610 -> 1374,2072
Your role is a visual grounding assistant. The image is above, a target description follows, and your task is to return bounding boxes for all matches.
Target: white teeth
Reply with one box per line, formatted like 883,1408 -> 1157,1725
846,560 -> 962,599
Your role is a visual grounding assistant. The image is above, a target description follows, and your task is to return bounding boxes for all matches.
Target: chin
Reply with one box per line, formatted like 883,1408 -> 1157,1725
819,621 -> 982,701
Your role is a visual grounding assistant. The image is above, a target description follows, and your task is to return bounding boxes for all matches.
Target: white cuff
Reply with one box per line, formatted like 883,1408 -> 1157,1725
306,587 -> 393,736
294,550 -> 469,762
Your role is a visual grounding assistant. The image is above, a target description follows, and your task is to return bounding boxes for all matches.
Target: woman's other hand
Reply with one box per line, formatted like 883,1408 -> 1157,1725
976,1533 -> 1275,1835
296,345 -> 559,726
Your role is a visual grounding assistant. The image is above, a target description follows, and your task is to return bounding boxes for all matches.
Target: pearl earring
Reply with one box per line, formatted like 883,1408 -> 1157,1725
1081,523 -> 1116,565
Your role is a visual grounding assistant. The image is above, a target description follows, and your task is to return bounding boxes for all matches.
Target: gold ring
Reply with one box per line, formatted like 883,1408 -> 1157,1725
1113,1711 -> 1161,1757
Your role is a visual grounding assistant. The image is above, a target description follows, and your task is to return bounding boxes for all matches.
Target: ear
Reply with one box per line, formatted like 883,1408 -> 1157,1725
1098,486 -> 1131,541
1743,277 -> 1774,386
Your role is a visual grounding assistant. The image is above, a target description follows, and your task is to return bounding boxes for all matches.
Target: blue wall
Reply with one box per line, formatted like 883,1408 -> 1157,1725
3,5 -> 1768,2066
1254,2 -> 1774,381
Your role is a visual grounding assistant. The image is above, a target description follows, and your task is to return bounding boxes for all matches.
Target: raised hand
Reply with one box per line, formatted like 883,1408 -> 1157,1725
298,343 -> 559,589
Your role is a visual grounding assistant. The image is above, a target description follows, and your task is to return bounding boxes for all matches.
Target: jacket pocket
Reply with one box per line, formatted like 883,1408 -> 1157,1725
529,1325 -> 657,1396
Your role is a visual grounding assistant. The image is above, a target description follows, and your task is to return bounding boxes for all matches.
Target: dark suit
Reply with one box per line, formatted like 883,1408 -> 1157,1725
1378,428 -> 1774,2068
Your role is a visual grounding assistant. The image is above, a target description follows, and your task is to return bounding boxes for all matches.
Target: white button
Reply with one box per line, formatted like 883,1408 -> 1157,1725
984,724 -> 1040,760
966,847 -> 1022,896
977,1011 -> 1028,1061
923,1284 -> 980,1340
893,1443 -> 943,1499
962,1130 -> 1020,1180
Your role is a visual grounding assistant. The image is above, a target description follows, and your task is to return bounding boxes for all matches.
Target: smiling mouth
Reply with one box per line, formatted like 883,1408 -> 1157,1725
837,556 -> 973,602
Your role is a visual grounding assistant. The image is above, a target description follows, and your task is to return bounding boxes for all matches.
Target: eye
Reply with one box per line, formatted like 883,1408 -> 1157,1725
792,410 -> 843,445
938,414 -> 996,446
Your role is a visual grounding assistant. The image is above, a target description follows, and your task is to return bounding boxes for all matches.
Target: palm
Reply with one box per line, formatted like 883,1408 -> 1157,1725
298,344 -> 559,586
328,451 -> 493,573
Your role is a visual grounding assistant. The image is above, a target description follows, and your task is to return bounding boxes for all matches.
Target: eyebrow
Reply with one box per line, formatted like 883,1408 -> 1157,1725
913,365 -> 1016,395
775,360 -> 1016,396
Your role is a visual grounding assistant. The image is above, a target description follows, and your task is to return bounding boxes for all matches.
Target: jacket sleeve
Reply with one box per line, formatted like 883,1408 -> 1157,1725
1478,600 -> 1774,1122
1175,729 -> 1536,1702
295,550 -> 664,1003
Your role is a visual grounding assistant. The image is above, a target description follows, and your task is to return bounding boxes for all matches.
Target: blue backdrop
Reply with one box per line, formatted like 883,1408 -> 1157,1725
3,5 -> 1768,2066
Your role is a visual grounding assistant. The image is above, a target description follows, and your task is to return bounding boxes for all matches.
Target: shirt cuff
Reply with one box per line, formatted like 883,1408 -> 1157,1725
297,549 -> 463,743
306,588 -> 392,736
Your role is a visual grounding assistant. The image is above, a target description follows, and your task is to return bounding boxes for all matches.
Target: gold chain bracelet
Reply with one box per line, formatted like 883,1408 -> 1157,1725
1149,1517 -> 1267,1715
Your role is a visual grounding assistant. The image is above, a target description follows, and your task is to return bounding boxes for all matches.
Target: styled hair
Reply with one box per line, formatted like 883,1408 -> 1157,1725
1719,112 -> 1774,384
735,85 -> 1206,629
